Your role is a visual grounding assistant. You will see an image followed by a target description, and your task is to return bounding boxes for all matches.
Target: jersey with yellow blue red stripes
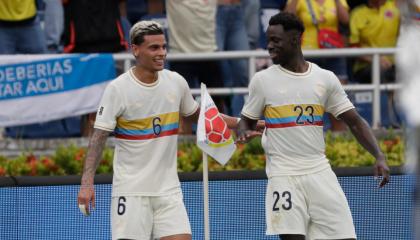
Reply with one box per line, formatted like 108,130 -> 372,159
242,62 -> 354,176
94,68 -> 198,196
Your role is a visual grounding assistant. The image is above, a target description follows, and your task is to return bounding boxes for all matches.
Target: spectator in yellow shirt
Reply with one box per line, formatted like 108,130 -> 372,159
0,0 -> 46,53
350,0 -> 400,128
350,0 -> 400,84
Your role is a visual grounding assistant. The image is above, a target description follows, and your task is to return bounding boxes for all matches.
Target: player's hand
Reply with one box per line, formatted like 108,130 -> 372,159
78,184 -> 95,216
243,120 -> 265,140
247,130 -> 263,139
236,129 -> 260,143
373,156 -> 390,188
236,120 -> 265,143
256,120 -> 266,131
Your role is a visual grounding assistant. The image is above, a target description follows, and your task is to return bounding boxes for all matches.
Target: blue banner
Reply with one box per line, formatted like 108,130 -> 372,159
0,54 -> 116,127
0,54 -> 115,100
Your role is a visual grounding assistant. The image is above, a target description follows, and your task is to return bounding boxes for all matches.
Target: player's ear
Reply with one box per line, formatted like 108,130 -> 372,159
131,44 -> 140,58
291,33 -> 300,47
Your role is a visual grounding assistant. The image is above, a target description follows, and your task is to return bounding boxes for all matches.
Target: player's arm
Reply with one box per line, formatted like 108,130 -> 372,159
182,107 -> 247,129
221,113 -> 264,139
78,128 -> 110,216
339,109 -> 390,187
220,113 -> 242,129
183,107 -> 200,123
236,115 -> 259,143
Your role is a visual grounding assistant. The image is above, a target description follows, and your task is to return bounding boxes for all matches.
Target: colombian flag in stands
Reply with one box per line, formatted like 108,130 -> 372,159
115,112 -> 179,140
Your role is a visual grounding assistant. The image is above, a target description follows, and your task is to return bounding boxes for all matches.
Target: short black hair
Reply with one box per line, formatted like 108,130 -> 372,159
130,21 -> 164,45
269,12 -> 305,35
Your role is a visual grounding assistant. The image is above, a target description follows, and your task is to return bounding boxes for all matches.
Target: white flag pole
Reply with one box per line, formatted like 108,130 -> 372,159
203,152 -> 210,240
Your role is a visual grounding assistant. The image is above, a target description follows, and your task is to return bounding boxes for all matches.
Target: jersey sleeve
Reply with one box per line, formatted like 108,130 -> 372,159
325,72 -> 354,118
94,82 -> 125,131
177,73 -> 199,117
241,74 -> 265,120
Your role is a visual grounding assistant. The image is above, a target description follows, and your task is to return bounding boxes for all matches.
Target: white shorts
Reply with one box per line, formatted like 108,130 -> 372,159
266,167 -> 357,239
111,191 -> 191,240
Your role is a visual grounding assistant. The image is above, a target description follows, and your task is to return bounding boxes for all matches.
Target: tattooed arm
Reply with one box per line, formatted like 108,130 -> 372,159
77,129 -> 110,216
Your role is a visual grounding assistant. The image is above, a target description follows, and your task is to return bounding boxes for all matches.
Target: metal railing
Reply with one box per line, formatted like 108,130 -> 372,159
114,47 -> 400,129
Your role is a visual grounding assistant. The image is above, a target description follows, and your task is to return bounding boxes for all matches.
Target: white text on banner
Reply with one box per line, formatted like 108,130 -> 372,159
0,54 -> 115,127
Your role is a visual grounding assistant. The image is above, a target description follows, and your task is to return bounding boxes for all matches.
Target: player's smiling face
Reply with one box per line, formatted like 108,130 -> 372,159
135,34 -> 167,72
266,24 -> 296,65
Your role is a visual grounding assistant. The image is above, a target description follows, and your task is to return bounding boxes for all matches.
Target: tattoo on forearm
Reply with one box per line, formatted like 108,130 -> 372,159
81,129 -> 109,185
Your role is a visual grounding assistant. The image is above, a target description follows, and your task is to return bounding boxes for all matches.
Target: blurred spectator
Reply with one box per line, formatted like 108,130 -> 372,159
126,0 -> 148,24
62,0 -> 129,53
62,0 -> 129,136
140,0 -> 167,41
396,0 -> 420,123
43,0 -> 64,53
350,0 -> 400,127
242,0 -> 261,50
286,0 -> 350,131
395,0 -> 420,237
166,0 -> 224,134
119,0 -> 132,44
0,0 -> 47,139
216,0 -> 250,117
350,0 -> 400,84
166,0 -> 224,110
126,0 -> 166,30
0,0 -> 47,54
261,0 -> 288,9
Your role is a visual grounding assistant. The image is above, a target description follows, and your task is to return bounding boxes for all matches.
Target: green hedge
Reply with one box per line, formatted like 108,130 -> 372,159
0,132 -> 404,176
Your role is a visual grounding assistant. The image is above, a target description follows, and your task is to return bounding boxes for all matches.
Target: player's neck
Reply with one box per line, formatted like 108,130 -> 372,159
280,54 -> 308,73
132,66 -> 158,84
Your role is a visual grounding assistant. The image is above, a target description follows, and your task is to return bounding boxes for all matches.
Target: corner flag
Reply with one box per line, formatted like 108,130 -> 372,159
197,83 -> 236,165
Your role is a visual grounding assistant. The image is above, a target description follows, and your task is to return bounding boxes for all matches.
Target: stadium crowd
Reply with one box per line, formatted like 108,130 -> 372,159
0,0 -> 413,138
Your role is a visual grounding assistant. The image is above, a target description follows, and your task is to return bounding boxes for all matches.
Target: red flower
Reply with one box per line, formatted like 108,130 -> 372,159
41,157 -> 59,172
26,154 -> 37,163
383,138 -> 399,152
28,160 -> 37,176
178,150 -> 186,157
0,167 -> 6,176
75,148 -> 86,161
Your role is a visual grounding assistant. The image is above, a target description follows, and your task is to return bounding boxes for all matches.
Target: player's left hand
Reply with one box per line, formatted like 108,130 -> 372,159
256,120 -> 265,131
78,184 -> 95,216
236,130 -> 255,143
373,156 -> 390,188
246,130 -> 263,139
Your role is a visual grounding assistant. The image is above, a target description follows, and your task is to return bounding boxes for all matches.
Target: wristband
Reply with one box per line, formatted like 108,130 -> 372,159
79,204 -> 90,216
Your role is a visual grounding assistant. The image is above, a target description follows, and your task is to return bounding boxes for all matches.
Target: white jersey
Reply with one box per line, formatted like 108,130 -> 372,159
242,63 -> 354,176
94,68 -> 199,196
